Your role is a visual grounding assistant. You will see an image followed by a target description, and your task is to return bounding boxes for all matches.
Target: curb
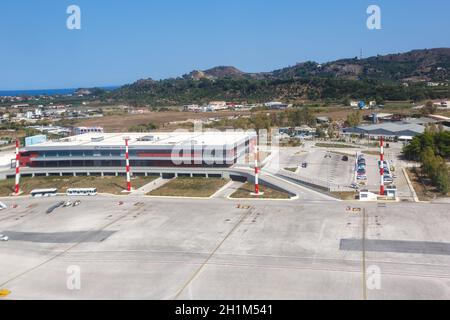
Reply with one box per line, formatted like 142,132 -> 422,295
402,167 -> 420,203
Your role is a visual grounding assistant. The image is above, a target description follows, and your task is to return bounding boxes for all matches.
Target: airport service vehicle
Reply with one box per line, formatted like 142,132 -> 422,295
30,188 -> 58,198
63,200 -> 72,207
384,175 -> 394,183
46,201 -> 65,214
66,188 -> 98,196
0,234 -> 8,241
0,202 -> 7,210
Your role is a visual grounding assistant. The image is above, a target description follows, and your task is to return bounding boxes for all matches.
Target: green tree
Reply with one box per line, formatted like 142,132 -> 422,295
252,113 -> 272,133
346,110 -> 362,127
435,166 -> 450,194
421,100 -> 437,116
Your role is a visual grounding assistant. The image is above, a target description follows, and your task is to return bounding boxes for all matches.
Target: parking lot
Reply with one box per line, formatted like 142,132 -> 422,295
277,147 -> 355,191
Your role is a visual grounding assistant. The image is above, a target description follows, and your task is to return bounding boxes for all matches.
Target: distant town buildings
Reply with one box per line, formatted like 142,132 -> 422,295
182,100 -> 287,113
73,127 -> 104,135
207,101 -> 228,111
316,116 -> 331,124
264,102 -> 290,110
27,125 -> 72,136
183,104 -> 202,112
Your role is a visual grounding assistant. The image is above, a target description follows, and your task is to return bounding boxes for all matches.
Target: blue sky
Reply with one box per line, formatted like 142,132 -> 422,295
0,0 -> 449,90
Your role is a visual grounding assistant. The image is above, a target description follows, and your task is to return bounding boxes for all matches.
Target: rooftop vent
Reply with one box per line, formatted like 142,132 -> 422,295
91,136 -> 104,142
139,135 -> 156,142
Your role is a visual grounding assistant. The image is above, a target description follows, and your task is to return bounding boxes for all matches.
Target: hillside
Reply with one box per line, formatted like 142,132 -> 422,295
184,48 -> 450,82
110,48 -> 450,106
186,66 -> 246,80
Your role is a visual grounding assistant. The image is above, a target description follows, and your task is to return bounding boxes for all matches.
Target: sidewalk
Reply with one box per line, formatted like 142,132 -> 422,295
211,181 -> 244,199
129,178 -> 172,195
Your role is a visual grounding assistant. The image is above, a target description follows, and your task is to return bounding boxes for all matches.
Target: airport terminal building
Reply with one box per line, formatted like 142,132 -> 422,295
18,132 -> 257,169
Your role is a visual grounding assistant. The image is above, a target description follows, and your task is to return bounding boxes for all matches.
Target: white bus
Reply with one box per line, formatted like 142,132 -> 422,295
66,188 -> 98,196
30,188 -> 58,198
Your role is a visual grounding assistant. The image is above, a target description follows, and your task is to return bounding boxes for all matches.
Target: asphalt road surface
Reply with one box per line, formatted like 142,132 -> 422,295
1,195 -> 449,300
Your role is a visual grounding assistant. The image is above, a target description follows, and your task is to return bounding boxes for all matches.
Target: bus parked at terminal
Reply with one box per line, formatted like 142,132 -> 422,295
30,188 -> 58,197
66,188 -> 98,196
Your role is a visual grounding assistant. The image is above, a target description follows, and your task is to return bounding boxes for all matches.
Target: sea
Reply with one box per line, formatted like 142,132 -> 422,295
0,86 -> 119,97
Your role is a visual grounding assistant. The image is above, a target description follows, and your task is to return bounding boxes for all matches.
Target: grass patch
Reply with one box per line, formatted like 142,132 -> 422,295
315,143 -> 358,149
230,182 -> 292,199
0,175 -> 157,196
332,191 -> 358,200
148,177 -> 229,198
406,168 -> 450,201
284,168 -> 298,173
280,138 -> 303,147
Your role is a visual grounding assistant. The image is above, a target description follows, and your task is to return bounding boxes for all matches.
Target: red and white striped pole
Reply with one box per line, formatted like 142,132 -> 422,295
251,140 -> 264,196
379,136 -> 385,196
15,139 -> 20,195
254,144 -> 260,195
125,139 -> 132,192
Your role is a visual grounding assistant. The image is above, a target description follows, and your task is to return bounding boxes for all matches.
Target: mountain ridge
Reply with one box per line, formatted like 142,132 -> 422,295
112,48 -> 450,106
179,48 -> 450,82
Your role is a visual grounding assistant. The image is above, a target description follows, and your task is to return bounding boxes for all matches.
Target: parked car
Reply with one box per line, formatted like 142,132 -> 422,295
342,156 -> 349,162
73,200 -> 81,207
0,234 -> 9,241
302,163 -> 308,168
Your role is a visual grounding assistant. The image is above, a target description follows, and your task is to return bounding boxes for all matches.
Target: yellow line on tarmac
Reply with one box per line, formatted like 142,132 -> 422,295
0,288 -> 11,298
